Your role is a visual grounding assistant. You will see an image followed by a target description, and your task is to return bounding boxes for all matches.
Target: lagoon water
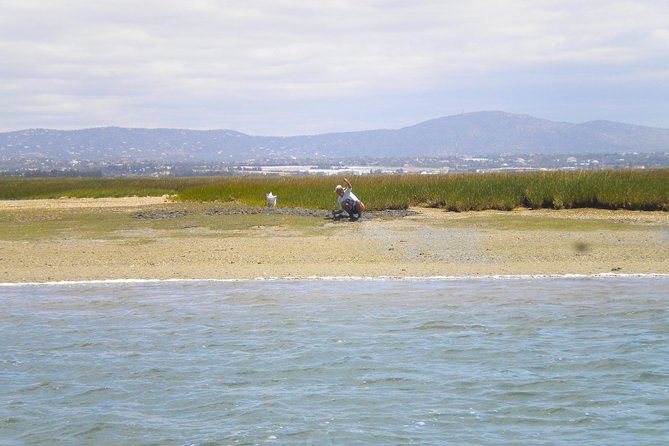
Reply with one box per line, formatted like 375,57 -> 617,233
1,277 -> 668,445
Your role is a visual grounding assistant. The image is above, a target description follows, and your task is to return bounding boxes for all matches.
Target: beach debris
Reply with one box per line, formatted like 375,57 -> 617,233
205,206 -> 418,220
205,207 -> 328,218
126,205 -> 417,220
131,210 -> 190,219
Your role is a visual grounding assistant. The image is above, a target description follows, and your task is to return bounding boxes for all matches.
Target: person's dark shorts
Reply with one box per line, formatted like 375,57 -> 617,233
345,198 -> 358,214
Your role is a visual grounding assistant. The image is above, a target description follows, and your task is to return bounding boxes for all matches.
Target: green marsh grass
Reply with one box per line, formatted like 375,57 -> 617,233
176,169 -> 668,211
2,169 -> 667,211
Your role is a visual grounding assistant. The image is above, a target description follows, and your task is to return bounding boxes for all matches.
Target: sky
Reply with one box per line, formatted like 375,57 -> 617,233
1,0 -> 668,135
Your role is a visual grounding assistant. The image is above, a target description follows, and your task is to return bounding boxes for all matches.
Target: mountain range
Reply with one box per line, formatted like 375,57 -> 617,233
2,111 -> 669,163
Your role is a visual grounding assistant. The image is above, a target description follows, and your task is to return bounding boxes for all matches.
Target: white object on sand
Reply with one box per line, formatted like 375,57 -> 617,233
265,192 -> 277,207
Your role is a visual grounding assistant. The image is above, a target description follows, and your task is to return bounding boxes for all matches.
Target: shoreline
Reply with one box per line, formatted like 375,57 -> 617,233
3,273 -> 669,287
1,197 -> 667,283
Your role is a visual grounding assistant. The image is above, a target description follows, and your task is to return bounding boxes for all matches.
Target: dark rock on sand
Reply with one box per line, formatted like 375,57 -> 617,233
205,207 -> 418,220
131,210 -> 191,219
131,207 -> 418,220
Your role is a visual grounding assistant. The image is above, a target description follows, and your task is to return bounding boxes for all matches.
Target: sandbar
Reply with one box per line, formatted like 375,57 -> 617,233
1,197 -> 667,283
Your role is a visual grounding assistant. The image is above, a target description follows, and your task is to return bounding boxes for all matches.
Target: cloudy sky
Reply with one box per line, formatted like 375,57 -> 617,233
1,0 -> 668,135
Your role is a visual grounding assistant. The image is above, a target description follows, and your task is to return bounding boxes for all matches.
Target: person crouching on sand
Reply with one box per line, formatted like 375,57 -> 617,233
333,177 -> 366,220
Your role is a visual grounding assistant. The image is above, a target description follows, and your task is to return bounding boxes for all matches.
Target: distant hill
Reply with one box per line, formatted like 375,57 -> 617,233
2,111 -> 669,162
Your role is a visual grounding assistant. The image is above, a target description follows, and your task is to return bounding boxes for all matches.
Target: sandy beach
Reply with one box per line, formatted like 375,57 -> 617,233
1,197 -> 667,283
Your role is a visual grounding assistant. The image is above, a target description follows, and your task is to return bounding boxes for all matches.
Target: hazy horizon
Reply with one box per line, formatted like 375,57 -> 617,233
3,110 -> 669,137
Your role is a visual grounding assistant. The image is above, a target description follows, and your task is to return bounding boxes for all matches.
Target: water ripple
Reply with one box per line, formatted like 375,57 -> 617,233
1,277 -> 668,445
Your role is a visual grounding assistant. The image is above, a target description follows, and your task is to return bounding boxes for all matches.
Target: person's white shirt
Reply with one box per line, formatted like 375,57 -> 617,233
338,188 -> 359,211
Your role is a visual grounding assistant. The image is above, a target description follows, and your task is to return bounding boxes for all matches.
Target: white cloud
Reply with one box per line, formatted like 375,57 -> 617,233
1,0 -> 668,133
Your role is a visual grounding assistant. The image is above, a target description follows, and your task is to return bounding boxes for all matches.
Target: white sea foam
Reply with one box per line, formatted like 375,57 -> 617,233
1,273 -> 668,287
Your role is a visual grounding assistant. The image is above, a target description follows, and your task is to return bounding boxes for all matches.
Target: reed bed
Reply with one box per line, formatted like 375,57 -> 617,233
176,169 -> 668,211
2,170 -> 667,211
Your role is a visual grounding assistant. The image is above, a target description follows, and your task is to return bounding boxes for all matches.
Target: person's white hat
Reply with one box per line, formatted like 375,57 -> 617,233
335,185 -> 344,192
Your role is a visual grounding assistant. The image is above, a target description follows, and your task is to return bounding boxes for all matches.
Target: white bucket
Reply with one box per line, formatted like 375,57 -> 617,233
265,192 -> 277,207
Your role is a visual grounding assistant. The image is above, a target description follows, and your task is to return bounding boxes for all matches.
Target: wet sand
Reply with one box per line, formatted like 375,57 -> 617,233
1,197 -> 667,282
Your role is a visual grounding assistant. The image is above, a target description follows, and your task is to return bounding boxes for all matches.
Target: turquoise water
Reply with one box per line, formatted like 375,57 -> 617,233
1,277 -> 668,445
